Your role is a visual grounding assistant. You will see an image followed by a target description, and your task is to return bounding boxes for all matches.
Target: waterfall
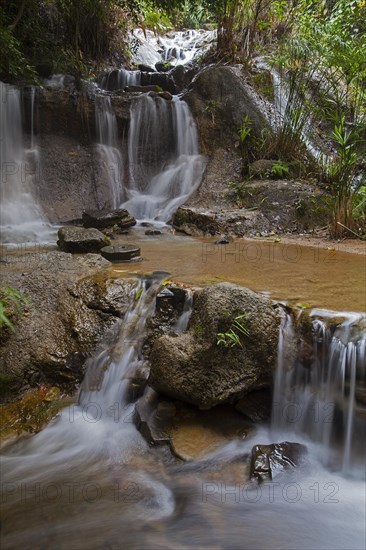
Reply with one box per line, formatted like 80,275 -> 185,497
122,94 -> 205,222
0,82 -> 52,244
95,95 -> 123,209
272,308 -> 366,475
173,288 -> 193,333
99,69 -> 141,91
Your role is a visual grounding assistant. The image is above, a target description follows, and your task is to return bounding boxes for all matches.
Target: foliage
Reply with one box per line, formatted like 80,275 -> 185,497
217,313 -> 250,348
270,161 -> 289,179
0,287 -> 29,332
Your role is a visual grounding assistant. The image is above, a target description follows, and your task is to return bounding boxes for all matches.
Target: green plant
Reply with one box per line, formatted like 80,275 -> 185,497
0,287 -> 29,331
270,161 -> 289,179
217,313 -> 250,348
228,181 -> 249,207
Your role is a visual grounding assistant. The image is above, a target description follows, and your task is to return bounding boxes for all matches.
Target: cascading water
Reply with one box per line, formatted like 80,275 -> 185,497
99,69 -> 141,91
272,308 -> 366,476
122,94 -> 205,222
0,82 -> 52,244
1,273 -> 175,549
94,95 -> 123,209
173,288 -> 193,333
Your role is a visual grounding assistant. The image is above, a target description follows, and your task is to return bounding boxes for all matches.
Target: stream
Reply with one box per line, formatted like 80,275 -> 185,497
1,27 -> 365,550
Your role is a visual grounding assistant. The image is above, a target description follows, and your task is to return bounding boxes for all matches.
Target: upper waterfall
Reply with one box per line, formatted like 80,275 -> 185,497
122,94 -> 205,222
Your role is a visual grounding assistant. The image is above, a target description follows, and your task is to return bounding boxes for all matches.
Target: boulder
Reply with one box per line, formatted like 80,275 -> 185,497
82,209 -> 136,229
57,226 -> 109,253
184,65 -> 272,153
149,283 -> 280,409
140,72 -> 176,94
250,442 -> 307,482
235,389 -> 272,422
0,251 -> 137,399
172,207 -> 224,236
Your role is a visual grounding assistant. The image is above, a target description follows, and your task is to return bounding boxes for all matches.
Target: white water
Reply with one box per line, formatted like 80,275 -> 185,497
173,288 -> 193,333
1,281 -> 365,548
272,308 -> 366,476
0,82 -> 53,244
130,28 -> 216,69
95,95 -> 124,209
99,69 -> 141,91
122,94 -> 205,222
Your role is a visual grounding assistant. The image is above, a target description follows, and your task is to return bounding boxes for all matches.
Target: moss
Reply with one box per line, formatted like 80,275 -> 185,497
0,386 -> 64,437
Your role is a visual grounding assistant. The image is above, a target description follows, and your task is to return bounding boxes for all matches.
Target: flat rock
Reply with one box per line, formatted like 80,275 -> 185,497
134,391 -> 253,461
82,209 -> 136,229
100,244 -> 141,262
57,226 -> 109,253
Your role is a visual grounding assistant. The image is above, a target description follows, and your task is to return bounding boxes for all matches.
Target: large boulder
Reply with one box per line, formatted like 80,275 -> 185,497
184,65 -> 272,153
57,226 -> 109,253
149,283 -> 280,409
0,251 -> 136,399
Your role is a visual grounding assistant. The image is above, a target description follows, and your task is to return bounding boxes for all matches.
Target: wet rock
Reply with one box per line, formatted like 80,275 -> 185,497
140,72 -> 176,94
57,226 -> 109,253
250,441 -> 307,482
214,235 -> 232,245
135,391 -> 253,460
235,389 -> 272,422
149,283 -> 280,409
134,390 -> 173,445
100,244 -> 141,262
125,84 -> 163,93
172,207 -> 224,236
82,209 -> 136,229
145,229 -> 162,235
155,62 -> 174,72
138,64 -> 156,72
0,251 -> 136,399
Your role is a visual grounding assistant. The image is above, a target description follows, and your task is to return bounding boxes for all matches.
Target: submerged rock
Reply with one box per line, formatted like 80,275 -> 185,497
250,442 -> 307,482
134,390 -> 253,461
57,226 -> 109,253
149,283 -> 280,409
100,244 -> 141,262
82,209 -> 136,229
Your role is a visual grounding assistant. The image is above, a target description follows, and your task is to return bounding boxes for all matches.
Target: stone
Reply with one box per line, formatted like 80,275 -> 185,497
57,226 -> 109,253
172,207 -> 224,236
0,251 -> 135,399
235,389 -> 272,422
138,64 -> 156,73
184,65 -> 272,153
100,244 -> 141,262
149,283 -> 280,409
250,442 -> 307,482
145,230 -> 162,235
134,391 -> 253,461
125,84 -> 163,93
82,209 -> 136,229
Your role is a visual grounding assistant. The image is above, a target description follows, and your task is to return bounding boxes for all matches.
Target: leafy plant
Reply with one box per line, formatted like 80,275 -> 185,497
270,161 -> 289,179
0,287 -> 29,332
217,313 -> 250,348
0,286 -> 30,331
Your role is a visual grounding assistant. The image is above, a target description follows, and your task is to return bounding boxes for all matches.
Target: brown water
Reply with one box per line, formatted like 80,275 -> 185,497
112,231 -> 366,312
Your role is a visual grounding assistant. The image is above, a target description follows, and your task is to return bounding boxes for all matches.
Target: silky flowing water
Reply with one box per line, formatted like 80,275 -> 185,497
1,262 -> 365,549
1,30 -> 366,550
